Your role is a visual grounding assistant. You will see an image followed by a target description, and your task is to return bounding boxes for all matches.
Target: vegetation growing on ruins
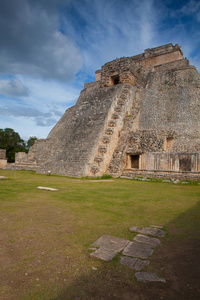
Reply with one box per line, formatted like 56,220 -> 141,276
0,170 -> 199,299
0,128 -> 37,162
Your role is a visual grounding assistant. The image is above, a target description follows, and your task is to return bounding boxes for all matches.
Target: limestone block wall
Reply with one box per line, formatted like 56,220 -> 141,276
100,58 -> 138,88
0,149 -> 7,168
140,50 -> 183,70
154,59 -> 189,72
87,84 -> 137,176
15,152 -> 28,163
24,82 -> 129,176
5,43 -> 199,179
108,62 -> 200,176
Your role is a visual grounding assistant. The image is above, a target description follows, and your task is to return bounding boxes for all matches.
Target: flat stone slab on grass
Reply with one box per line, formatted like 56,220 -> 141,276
134,234 -> 161,246
120,256 -> 150,270
122,242 -> 154,259
135,272 -> 166,283
37,186 -> 58,191
150,225 -> 163,229
0,176 -> 8,179
92,235 -> 129,252
129,226 -> 165,237
90,248 -> 116,261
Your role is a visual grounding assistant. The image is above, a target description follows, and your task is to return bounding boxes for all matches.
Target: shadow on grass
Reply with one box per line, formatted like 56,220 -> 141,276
52,201 -> 200,300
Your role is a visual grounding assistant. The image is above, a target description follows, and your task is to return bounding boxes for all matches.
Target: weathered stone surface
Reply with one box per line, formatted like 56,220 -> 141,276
37,186 -> 58,191
89,248 -> 116,261
135,272 -> 166,283
150,225 -> 163,229
7,43 -> 200,181
134,234 -> 161,246
129,226 -> 165,237
92,235 -> 129,252
120,256 -> 150,270
122,242 -> 154,259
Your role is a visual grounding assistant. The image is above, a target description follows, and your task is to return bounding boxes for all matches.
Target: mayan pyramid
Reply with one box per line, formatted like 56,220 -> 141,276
14,43 -> 200,179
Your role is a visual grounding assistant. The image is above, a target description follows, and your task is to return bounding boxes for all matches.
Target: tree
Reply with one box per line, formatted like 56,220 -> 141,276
27,136 -> 38,150
0,128 -> 27,162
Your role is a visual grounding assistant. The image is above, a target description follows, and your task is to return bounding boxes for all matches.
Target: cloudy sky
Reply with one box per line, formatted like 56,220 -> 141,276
0,0 -> 199,140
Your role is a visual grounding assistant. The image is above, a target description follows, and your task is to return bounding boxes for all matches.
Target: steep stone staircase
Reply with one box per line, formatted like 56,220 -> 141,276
89,84 -> 137,176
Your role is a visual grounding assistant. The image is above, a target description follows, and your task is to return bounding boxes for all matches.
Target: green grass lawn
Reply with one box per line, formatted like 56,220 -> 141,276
0,170 -> 200,299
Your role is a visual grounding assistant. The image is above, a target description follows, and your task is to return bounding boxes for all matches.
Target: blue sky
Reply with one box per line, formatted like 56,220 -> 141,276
0,0 -> 199,140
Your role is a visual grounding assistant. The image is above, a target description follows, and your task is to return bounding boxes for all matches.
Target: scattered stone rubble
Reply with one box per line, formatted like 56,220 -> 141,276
89,226 -> 166,283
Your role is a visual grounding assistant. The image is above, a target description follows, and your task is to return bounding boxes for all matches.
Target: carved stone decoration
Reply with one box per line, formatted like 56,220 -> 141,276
91,166 -> 99,174
115,106 -> 122,112
117,99 -> 126,106
105,128 -> 114,135
98,146 -> 107,153
94,156 -> 104,165
112,113 -> 119,119
109,120 -> 116,127
102,136 -> 110,143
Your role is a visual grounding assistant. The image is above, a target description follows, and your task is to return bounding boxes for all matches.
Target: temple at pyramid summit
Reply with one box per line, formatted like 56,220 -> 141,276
3,43 -> 200,179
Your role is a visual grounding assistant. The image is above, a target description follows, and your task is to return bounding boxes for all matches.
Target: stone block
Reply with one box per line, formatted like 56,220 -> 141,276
37,186 -> 58,191
134,234 -> 161,246
90,248 -> 116,261
120,256 -> 150,270
135,272 -> 166,283
122,242 -> 154,259
92,235 -> 129,252
129,226 -> 165,237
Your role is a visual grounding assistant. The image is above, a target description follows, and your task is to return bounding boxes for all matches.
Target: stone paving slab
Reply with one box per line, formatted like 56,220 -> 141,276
134,234 -> 161,246
37,186 -> 58,191
150,225 -> 163,229
135,272 -> 166,283
92,235 -> 129,252
122,242 -> 154,259
129,226 -> 165,237
89,248 -> 116,261
0,176 -> 8,179
120,256 -> 150,270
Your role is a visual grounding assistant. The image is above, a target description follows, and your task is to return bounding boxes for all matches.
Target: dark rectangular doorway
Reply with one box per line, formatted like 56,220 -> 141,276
131,155 -> 139,169
112,75 -> 120,85
179,155 -> 191,171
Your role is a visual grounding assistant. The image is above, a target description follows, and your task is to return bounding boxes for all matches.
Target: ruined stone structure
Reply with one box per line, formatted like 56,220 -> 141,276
0,149 -> 7,168
11,44 -> 200,179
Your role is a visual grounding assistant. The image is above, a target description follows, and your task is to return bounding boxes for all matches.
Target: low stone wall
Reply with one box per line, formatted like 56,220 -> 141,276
0,159 -> 7,168
122,170 -> 200,181
15,152 -> 28,163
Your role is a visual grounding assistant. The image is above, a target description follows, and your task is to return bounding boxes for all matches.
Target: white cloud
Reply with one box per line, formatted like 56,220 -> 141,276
0,0 -> 83,80
61,0 -> 165,75
0,79 -> 29,97
179,0 -> 200,22
0,74 -> 81,138
0,0 -> 199,141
